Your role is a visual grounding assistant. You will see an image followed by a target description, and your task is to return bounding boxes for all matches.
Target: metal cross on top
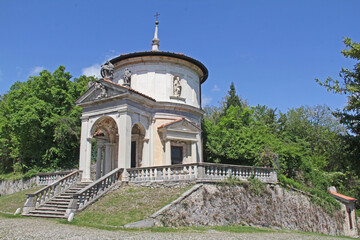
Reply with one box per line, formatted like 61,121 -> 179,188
154,12 -> 160,21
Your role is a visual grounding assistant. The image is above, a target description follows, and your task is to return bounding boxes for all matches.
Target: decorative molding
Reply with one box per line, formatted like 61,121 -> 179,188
170,96 -> 186,102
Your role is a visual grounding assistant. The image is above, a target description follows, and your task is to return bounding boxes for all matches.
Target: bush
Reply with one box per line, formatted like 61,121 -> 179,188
218,175 -> 248,187
278,174 -> 340,215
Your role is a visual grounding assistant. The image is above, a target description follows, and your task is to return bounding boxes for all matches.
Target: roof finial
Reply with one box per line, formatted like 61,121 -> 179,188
152,12 -> 160,51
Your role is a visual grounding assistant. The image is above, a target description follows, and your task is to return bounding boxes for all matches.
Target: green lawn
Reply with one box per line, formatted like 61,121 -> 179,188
72,185 -> 190,228
0,186 -> 41,213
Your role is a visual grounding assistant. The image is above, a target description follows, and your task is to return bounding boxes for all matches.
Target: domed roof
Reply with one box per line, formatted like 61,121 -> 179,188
109,51 -> 208,83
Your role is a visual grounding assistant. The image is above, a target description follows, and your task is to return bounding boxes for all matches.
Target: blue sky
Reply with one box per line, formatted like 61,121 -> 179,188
1,0 -> 359,112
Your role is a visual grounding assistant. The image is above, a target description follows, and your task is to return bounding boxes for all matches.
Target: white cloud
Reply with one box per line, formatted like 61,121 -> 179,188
30,66 -> 45,75
82,64 -> 101,78
202,95 -> 212,107
211,84 -> 220,92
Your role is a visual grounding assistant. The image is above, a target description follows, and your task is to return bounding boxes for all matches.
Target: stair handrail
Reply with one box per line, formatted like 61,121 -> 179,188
23,170 -> 82,211
68,168 -> 123,213
36,171 -> 73,185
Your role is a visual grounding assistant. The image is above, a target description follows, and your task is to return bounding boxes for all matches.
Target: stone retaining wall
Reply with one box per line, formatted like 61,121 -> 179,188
0,177 -> 36,196
152,184 -> 346,236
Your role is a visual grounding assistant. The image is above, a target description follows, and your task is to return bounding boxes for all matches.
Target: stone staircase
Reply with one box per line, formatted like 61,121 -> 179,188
23,182 -> 89,219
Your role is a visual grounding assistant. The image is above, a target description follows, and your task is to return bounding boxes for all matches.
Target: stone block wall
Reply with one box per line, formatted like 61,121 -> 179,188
153,184 -> 346,236
0,177 -> 36,196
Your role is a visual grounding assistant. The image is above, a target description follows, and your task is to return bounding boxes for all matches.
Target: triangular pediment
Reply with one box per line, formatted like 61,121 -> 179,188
76,79 -> 127,105
159,118 -> 201,133
158,118 -> 201,142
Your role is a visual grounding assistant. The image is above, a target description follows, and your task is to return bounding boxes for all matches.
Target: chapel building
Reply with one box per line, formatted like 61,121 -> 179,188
76,20 -> 208,182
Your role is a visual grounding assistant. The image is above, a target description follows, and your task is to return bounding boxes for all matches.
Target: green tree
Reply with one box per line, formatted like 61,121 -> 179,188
316,38 -> 360,135
316,38 -> 360,205
0,66 -> 94,174
225,82 -> 243,110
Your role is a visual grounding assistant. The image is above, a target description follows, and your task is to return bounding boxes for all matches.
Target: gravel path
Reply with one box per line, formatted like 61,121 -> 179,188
0,216 -> 352,240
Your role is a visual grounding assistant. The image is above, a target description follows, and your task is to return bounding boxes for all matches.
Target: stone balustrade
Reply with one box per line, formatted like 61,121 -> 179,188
126,163 -> 277,183
22,163 -> 276,218
68,168 -> 123,214
22,170 -> 82,214
36,171 -> 72,186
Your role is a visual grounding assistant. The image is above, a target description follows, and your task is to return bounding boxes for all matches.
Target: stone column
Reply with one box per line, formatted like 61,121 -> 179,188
101,147 -> 106,176
104,143 -> 112,175
191,141 -> 197,163
104,143 -> 115,174
142,139 -> 149,167
165,140 -> 171,165
149,118 -> 155,166
79,117 -> 92,182
117,113 -> 132,169
110,143 -> 115,170
96,143 -> 102,180
197,133 -> 203,163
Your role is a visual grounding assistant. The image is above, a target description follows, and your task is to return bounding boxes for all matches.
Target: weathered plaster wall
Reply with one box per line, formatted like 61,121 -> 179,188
153,119 -> 168,166
153,184 -> 346,236
114,59 -> 201,108
0,177 -> 36,196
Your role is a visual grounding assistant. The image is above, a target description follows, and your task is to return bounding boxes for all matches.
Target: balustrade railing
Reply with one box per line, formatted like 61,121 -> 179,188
127,163 -> 277,183
69,168 -> 123,213
200,162 -> 276,182
127,164 -> 198,182
23,170 -> 82,214
36,171 -> 72,185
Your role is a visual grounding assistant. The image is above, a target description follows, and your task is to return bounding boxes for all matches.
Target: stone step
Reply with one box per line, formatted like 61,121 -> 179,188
47,201 -> 70,205
68,185 -> 87,189
35,207 -> 66,212
53,197 -> 71,200
42,204 -> 68,209
29,210 -> 66,215
23,213 -> 66,219
24,181 -> 91,219
61,192 -> 78,195
55,195 -> 72,199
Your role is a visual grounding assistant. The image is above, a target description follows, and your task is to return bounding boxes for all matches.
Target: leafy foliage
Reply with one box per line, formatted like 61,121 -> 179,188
203,81 -> 359,209
0,66 -> 94,174
316,38 -> 360,135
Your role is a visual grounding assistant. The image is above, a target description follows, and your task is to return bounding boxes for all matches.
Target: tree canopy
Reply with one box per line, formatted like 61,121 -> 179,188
316,38 -> 360,135
203,81 -> 359,207
0,66 -> 94,174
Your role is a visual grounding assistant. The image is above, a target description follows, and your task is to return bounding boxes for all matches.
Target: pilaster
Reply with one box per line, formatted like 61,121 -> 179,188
165,140 -> 171,165
191,141 -> 197,163
117,112 -> 132,169
79,117 -> 92,182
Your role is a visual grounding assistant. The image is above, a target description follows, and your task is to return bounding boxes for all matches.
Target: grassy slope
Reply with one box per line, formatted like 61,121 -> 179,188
0,186 -> 41,213
73,185 -> 190,227
0,185 -> 351,239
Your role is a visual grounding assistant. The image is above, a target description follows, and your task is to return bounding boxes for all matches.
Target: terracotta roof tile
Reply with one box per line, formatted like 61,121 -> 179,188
329,190 -> 356,201
157,118 -> 201,130
102,78 -> 156,101
158,118 -> 184,129
93,129 -> 105,137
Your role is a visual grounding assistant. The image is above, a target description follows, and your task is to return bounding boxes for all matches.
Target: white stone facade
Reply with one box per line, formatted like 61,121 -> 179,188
76,52 -> 208,182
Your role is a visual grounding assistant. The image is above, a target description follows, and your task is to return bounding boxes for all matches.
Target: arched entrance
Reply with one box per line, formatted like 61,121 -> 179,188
91,116 -> 118,179
131,124 -> 145,168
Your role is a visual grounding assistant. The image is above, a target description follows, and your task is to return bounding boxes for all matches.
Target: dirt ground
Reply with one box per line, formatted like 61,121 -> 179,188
0,216 -> 352,240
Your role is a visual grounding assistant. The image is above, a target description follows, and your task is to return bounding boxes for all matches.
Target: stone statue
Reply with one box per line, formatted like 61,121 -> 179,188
100,61 -> 114,80
87,79 -> 94,89
173,76 -> 182,97
94,82 -> 107,99
123,68 -> 132,87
